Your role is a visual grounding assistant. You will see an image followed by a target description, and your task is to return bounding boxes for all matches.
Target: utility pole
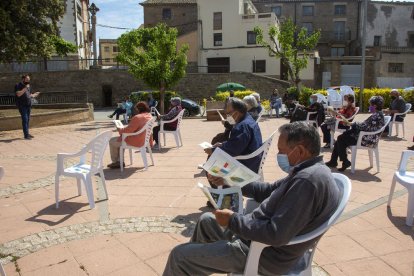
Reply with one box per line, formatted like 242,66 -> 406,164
88,3 -> 100,68
359,0 -> 368,109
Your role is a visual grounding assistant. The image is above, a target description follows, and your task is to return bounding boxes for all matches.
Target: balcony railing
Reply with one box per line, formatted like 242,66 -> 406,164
319,30 -> 352,43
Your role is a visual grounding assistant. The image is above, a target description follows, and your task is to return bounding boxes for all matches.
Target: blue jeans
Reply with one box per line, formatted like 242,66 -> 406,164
18,105 -> 31,138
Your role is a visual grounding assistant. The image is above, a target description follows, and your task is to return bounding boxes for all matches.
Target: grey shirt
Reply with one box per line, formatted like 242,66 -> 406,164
391,96 -> 407,118
228,156 -> 341,274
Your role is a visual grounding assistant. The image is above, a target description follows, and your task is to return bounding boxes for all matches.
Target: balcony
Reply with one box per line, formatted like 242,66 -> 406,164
319,30 -> 352,43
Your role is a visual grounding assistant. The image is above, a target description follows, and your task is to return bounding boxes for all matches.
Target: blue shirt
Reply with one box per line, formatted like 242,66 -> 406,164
220,113 -> 263,172
15,82 -> 32,107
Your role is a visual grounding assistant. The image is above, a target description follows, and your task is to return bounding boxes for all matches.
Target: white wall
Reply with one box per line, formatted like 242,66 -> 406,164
366,3 -> 414,47
58,0 -> 77,45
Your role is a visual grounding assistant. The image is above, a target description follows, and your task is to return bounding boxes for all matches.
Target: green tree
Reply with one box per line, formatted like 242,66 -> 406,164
255,19 -> 320,92
0,0 -> 77,63
117,23 -> 189,114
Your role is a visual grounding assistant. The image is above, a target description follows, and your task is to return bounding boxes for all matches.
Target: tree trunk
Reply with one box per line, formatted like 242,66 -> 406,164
159,83 -> 166,114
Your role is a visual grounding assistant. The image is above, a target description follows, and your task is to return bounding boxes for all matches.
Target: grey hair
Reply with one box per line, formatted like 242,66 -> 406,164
227,97 -> 247,114
278,122 -> 321,156
252,92 -> 260,102
243,95 -> 258,109
170,97 -> 181,105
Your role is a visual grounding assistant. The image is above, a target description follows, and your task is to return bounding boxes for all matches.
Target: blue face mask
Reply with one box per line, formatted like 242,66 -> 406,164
309,98 -> 314,105
277,146 -> 298,173
368,105 -> 375,113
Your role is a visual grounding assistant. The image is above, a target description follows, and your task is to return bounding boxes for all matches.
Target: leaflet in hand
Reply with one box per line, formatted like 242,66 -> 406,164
197,183 -> 243,213
113,120 -> 125,129
199,142 -> 213,149
217,110 -> 225,121
203,148 -> 260,187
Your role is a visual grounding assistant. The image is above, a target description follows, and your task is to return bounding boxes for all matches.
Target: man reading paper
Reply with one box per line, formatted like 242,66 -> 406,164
163,122 -> 341,275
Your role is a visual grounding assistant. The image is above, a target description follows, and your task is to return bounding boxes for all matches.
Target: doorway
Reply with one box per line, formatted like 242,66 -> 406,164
102,85 -> 112,107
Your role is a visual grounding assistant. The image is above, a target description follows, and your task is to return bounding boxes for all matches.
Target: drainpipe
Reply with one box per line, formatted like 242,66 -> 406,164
359,0 -> 368,110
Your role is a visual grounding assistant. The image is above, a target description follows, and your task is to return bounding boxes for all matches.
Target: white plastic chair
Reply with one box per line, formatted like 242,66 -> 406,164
150,101 -> 159,116
0,166 -> 4,181
388,103 -> 411,137
235,131 -> 277,181
120,118 -> 156,172
256,109 -> 265,123
387,150 -> 414,226
230,173 -> 352,276
0,262 -> 6,276
350,116 -> 391,174
329,107 -> 360,148
339,85 -> 355,99
315,93 -> 328,109
55,131 -> 112,209
305,111 -> 318,127
158,109 -> 185,149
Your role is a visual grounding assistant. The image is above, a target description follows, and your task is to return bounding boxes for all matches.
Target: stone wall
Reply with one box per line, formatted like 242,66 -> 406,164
0,71 -> 290,107
0,103 -> 94,131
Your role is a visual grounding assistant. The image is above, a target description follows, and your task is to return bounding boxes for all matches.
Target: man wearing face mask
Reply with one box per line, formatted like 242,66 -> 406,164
383,89 -> 406,135
15,74 -> 40,140
163,122 -> 341,275
204,98 -> 262,177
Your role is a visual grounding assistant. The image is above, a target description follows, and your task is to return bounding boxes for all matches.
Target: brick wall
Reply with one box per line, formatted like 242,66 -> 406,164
0,71 -> 290,107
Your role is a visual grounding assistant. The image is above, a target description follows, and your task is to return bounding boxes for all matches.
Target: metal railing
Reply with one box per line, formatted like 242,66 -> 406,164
0,91 -> 88,106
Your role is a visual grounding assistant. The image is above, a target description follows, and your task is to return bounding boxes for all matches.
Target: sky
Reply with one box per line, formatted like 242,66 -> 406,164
91,0 -> 414,41
93,0 -> 145,42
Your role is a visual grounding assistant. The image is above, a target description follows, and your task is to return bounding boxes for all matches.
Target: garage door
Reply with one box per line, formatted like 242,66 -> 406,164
340,65 -> 361,86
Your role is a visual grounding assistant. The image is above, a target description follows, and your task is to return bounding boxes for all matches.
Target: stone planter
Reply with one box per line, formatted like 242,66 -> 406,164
206,101 -> 224,121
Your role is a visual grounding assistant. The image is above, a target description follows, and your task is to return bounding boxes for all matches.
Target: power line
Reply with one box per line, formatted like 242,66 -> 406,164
96,24 -> 132,30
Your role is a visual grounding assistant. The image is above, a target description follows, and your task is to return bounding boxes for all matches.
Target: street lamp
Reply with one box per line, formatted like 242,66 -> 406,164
88,3 -> 100,68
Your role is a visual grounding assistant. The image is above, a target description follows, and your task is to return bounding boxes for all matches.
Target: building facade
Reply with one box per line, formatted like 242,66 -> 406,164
198,0 -> 315,84
99,39 -> 120,67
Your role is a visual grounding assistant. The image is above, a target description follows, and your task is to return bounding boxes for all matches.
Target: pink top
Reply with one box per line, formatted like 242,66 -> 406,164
117,112 -> 153,147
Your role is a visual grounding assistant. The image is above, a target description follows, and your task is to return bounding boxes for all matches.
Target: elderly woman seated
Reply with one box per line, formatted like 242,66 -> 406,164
321,94 -> 356,148
291,94 -> 325,127
326,96 -> 386,171
107,102 -> 153,169
243,95 -> 259,121
152,97 -> 183,148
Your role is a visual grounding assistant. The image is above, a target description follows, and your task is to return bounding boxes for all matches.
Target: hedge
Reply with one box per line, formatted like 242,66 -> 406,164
213,90 -> 255,101
286,87 -> 414,112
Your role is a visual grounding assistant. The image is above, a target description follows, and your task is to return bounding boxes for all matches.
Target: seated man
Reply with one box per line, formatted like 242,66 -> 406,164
164,122 -> 341,275
205,98 -> 262,176
383,88 -> 407,134
152,97 -> 183,147
108,96 -> 133,120
291,94 -> 325,127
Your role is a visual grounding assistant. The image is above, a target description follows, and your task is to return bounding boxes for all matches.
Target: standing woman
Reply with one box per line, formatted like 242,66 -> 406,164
326,96 -> 385,171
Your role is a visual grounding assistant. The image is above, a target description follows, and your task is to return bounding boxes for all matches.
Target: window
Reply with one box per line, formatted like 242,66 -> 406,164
105,58 -> 110,63
374,36 -> 381,47
247,31 -> 257,45
302,23 -> 313,35
408,34 -> 414,48
388,63 -> 403,73
333,21 -> 346,40
113,46 -> 119,52
302,6 -> 314,16
76,3 -> 82,18
331,47 -> 345,56
214,33 -> 222,46
162,8 -> 171,20
271,6 -> 282,17
104,46 -> 110,52
252,60 -> 266,73
334,5 -> 346,15
213,12 -> 222,30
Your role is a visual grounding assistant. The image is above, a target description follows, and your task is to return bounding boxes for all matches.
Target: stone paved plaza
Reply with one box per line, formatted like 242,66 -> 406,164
0,114 -> 413,275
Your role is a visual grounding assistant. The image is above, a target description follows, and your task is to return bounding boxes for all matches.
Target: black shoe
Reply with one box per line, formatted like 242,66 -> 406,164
108,115 -> 113,119
323,143 -> 330,148
206,201 -> 214,208
24,136 -> 32,140
325,161 -> 338,168
338,160 -> 351,172
407,145 -> 414,151
27,134 -> 34,138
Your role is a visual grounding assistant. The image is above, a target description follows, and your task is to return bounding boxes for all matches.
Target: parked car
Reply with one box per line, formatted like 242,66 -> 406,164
181,99 -> 201,117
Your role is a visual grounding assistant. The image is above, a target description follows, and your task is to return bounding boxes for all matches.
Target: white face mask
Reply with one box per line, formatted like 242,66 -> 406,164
343,100 -> 348,106
226,114 -> 236,125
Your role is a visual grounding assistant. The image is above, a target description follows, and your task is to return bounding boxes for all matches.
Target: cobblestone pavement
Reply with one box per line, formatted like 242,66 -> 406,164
1,116 -> 413,275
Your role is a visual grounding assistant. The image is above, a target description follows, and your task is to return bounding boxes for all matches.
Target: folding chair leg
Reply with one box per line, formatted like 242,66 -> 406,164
76,177 -> 82,196
406,190 -> 414,226
55,174 -> 60,208
120,147 -> 124,172
163,133 -> 166,146
129,148 -> 133,165
158,133 -> 162,150
84,175 -> 95,209
148,146 -> 154,166
140,150 -> 148,170
388,123 -> 393,137
368,150 -> 374,168
178,130 -> 183,147
174,133 -> 180,148
351,147 -> 357,174
402,124 -> 405,137
387,176 -> 397,207
375,148 -> 380,172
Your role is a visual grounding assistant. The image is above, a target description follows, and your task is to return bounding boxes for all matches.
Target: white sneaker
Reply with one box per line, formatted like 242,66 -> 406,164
197,163 -> 204,169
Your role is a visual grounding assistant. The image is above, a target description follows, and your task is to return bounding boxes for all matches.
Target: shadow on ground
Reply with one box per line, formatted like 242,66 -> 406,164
387,207 -> 414,239
26,196 -> 90,226
171,208 -> 210,237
